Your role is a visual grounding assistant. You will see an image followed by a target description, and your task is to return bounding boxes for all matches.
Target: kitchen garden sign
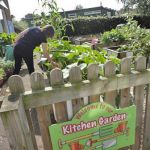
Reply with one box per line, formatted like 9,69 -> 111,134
49,102 -> 136,150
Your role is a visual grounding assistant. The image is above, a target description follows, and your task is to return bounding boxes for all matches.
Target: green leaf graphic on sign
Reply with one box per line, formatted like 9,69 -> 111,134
49,102 -> 136,150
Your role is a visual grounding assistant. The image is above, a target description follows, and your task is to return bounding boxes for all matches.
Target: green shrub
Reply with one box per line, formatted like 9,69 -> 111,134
115,18 -> 150,58
0,61 -> 14,72
65,16 -> 150,36
0,68 -> 5,80
0,33 -> 17,45
101,29 -> 125,45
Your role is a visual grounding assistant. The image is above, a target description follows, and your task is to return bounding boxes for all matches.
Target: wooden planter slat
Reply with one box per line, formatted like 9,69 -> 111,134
104,47 -> 133,59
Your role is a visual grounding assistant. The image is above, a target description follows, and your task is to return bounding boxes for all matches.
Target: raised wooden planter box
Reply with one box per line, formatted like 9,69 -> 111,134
104,46 -> 133,59
74,37 -> 92,45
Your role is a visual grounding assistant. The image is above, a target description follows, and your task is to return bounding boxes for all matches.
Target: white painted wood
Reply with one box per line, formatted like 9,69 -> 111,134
104,61 -> 117,107
131,56 -> 146,150
8,75 -> 25,94
143,84 -> 150,150
50,68 -> 68,122
88,64 -> 100,103
69,66 -> 84,115
23,68 -> 150,109
120,57 -> 132,108
30,72 -> 52,150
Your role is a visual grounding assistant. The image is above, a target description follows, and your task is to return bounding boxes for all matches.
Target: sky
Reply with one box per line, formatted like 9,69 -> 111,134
9,0 -> 123,20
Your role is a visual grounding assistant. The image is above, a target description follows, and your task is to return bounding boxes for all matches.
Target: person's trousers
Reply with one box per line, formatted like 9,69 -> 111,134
13,53 -> 34,75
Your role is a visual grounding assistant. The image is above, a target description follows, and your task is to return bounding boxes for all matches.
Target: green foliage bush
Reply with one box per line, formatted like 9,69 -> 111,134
65,16 -> 150,36
0,33 -> 17,45
101,29 -> 125,45
102,18 -> 150,58
0,68 -> 5,79
0,61 -> 14,72
36,39 -> 120,74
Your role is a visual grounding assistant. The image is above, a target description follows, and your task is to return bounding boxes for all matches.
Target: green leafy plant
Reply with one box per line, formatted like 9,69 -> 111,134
37,39 -> 121,80
0,61 -> 14,77
101,29 -> 126,46
116,18 -> 150,58
0,33 -> 17,45
0,61 -> 14,71
0,68 -> 5,80
36,0 -> 73,39
101,17 -> 150,60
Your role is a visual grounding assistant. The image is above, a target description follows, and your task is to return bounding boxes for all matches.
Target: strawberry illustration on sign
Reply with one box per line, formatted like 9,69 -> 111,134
49,102 -> 136,150
115,121 -> 128,133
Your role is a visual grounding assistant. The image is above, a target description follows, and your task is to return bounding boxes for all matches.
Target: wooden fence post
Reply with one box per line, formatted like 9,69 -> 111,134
30,72 -> 52,150
104,61 -> 117,107
50,68 -> 68,122
0,75 -> 34,150
87,64 -> 100,103
143,85 -> 150,149
131,56 -> 146,150
69,66 -> 84,115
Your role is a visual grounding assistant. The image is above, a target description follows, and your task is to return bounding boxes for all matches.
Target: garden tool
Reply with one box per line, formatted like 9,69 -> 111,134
58,131 -> 99,149
86,128 -> 129,149
86,132 -> 113,147
86,130 -> 114,147
58,127 -> 112,149
89,138 -> 117,150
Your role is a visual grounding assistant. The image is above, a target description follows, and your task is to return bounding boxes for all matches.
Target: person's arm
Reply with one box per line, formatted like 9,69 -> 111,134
41,43 -> 52,61
41,43 -> 60,68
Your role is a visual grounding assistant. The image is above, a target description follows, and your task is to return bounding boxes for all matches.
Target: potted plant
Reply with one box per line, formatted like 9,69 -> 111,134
1,61 -> 14,78
0,61 -> 14,78
0,68 -> 6,87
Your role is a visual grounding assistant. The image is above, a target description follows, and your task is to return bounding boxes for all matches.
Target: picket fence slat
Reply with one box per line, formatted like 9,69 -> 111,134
69,66 -> 84,115
104,61 -> 117,107
30,72 -> 45,150
30,72 -> 52,150
119,57 -> 132,150
8,75 -> 25,94
87,64 -> 100,103
25,110 -> 38,150
50,68 -> 68,122
120,57 -> 132,108
131,56 -> 146,150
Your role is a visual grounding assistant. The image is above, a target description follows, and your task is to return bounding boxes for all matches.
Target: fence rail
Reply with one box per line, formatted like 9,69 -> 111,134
0,56 -> 150,150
